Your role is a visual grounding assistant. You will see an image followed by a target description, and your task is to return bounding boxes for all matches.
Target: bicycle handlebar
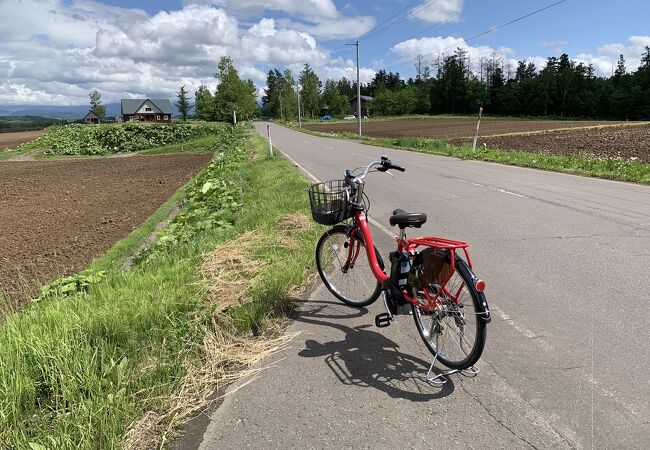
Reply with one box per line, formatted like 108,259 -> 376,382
350,156 -> 405,182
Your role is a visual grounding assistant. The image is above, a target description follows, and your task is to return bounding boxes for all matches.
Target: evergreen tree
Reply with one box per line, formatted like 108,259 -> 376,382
299,64 -> 322,119
322,80 -> 348,117
175,85 -> 192,121
335,78 -> 355,98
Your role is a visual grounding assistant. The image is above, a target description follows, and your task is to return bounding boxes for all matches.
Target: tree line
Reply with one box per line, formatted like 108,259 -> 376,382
262,47 -> 650,120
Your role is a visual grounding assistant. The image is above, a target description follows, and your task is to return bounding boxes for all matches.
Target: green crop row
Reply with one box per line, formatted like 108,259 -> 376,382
18,122 -> 225,156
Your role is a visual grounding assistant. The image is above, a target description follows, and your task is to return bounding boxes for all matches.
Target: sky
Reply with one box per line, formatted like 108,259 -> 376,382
1,0 -> 649,106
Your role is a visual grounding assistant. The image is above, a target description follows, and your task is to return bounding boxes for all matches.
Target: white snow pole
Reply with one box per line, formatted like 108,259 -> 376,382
233,110 -> 237,125
472,106 -> 483,152
267,123 -> 273,156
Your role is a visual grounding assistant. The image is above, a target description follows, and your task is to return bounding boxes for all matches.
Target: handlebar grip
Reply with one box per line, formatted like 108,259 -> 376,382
391,164 -> 406,172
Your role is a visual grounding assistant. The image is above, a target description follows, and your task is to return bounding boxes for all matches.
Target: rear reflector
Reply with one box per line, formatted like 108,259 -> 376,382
475,279 -> 486,292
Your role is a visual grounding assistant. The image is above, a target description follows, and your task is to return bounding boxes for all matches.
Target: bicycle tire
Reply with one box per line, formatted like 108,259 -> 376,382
412,257 -> 487,370
316,227 -> 382,307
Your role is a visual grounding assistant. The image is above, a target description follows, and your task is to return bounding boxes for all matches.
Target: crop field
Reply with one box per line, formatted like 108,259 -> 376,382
449,123 -> 650,162
0,153 -> 211,299
305,117 -> 650,162
304,117 -> 629,139
0,129 -> 48,149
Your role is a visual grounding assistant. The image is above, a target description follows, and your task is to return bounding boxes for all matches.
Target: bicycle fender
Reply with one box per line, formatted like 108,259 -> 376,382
329,225 -> 385,271
476,291 -> 491,323
457,258 -> 491,323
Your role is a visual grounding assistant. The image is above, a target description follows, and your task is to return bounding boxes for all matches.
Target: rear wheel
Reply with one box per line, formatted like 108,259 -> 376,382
412,257 -> 487,370
316,228 -> 381,307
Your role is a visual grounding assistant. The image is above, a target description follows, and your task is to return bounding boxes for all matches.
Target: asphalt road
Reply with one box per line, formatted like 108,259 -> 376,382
190,123 -> 650,449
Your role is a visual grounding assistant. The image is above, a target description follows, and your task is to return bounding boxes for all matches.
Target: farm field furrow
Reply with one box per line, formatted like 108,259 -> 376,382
0,153 -> 211,299
0,129 -> 48,149
304,117 -> 629,139
450,123 -> 650,162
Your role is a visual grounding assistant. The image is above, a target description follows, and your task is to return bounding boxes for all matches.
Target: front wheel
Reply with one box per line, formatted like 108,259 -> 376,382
412,257 -> 487,370
316,227 -> 382,307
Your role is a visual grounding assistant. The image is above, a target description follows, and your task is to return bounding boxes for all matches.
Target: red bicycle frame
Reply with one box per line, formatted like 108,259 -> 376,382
346,212 -> 480,314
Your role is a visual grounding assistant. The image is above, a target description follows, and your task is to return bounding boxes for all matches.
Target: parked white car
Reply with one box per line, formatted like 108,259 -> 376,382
344,115 -> 356,120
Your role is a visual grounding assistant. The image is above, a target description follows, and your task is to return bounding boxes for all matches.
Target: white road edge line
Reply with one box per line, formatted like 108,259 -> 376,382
456,178 -> 527,198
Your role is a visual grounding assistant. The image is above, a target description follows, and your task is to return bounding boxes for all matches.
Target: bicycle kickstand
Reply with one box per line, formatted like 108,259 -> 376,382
426,334 -> 480,385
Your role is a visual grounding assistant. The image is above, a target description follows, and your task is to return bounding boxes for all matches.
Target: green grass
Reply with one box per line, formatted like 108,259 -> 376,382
291,127 -> 650,185
0,128 -> 321,448
139,134 -> 219,155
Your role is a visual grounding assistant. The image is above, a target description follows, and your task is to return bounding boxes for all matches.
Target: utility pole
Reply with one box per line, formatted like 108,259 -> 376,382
347,40 -> 362,136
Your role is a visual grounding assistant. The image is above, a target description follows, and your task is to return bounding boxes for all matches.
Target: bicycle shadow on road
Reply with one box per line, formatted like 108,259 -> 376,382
292,299 -> 455,402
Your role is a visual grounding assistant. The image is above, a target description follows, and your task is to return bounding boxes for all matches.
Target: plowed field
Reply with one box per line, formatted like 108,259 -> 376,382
305,117 -> 628,139
0,129 -> 48,149
450,123 -> 650,162
0,153 -> 211,300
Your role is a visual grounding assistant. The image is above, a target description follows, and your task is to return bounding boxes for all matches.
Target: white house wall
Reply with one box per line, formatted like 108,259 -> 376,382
136,100 -> 162,114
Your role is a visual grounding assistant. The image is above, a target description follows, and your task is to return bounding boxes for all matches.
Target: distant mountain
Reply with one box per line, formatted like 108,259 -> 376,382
0,102 -> 180,120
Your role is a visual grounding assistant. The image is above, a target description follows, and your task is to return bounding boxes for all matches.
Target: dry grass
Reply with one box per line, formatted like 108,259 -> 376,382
276,212 -> 311,249
199,214 -> 311,307
199,231 -> 267,310
124,319 -> 299,450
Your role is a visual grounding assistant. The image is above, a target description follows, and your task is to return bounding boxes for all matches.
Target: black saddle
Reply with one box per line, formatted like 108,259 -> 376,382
389,209 -> 427,229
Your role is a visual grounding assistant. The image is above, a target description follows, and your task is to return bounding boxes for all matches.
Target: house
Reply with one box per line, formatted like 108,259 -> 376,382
83,110 -> 100,124
349,95 -> 373,117
120,99 -> 173,123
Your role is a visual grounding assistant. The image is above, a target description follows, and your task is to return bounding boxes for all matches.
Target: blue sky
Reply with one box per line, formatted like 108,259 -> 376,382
1,0 -> 649,105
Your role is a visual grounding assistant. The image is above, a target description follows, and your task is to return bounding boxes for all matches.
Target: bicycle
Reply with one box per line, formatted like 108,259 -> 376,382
308,156 -> 491,371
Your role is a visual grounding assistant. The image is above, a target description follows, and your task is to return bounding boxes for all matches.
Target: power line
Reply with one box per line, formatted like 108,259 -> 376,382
356,0 -> 422,41
360,0 -> 444,41
383,0 -> 568,70
402,0 -> 486,43
361,0 -> 487,62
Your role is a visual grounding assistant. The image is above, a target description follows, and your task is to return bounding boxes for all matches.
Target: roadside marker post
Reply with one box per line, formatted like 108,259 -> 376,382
472,106 -> 483,152
233,110 -> 237,125
267,124 -> 273,157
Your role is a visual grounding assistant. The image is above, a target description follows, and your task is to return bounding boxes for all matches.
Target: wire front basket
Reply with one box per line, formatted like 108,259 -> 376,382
308,179 -> 356,225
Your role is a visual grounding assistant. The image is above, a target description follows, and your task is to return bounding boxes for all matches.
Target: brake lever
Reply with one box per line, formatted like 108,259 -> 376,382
385,171 -> 395,180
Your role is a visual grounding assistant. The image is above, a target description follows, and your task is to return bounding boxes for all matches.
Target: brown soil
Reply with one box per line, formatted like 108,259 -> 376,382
450,123 -> 650,162
0,153 -> 211,300
305,117 -> 630,140
0,129 -> 47,149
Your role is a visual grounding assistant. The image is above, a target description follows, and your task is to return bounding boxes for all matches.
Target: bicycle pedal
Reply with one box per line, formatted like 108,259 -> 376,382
375,313 -> 392,328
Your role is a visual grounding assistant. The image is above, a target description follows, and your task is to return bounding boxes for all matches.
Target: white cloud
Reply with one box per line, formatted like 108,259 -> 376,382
409,0 -> 463,24
183,0 -> 339,19
580,35 -> 650,75
282,15 -> 375,40
392,36 -> 515,70
0,1 -> 335,105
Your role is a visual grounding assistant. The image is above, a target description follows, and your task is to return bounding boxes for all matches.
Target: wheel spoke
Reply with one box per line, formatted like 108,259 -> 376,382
317,230 -> 379,306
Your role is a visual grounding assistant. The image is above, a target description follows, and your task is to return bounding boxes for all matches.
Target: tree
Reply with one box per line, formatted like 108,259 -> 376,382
175,85 -> 192,121
89,89 -> 105,121
213,56 -> 257,122
299,64 -> 322,119
614,54 -> 626,77
194,85 -> 215,121
335,78 -> 355,98
321,79 -> 348,117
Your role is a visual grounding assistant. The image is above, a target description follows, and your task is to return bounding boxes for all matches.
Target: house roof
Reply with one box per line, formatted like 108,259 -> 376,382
84,110 -> 98,119
350,95 -> 374,102
121,98 -> 173,115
